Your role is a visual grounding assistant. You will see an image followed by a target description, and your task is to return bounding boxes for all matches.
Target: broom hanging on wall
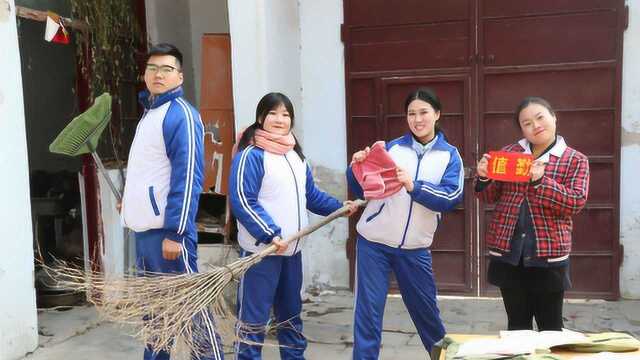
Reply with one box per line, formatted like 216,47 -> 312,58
46,200 -> 365,357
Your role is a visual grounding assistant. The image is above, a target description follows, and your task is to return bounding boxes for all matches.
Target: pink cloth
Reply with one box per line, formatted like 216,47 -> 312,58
352,141 -> 404,200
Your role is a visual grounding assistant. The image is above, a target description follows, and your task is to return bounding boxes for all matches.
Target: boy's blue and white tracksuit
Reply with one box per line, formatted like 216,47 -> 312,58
229,145 -> 343,360
347,132 -> 464,359
121,87 -> 224,360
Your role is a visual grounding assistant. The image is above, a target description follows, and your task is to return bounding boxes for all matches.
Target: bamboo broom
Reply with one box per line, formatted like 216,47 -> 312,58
45,199 -> 366,358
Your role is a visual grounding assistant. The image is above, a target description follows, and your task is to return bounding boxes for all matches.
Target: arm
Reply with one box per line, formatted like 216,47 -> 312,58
346,165 -> 365,199
163,102 -> 204,244
408,149 -> 464,212
472,152 -> 503,203
530,154 -> 589,217
306,165 -> 343,216
228,147 -> 282,245
474,177 -> 503,204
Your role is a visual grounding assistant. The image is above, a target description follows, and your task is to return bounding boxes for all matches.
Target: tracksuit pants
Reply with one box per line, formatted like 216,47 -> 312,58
235,250 -> 306,360
353,236 -> 445,359
135,229 -> 225,360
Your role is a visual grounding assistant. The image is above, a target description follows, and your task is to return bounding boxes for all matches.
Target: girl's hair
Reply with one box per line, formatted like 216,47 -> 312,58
514,96 -> 556,128
404,87 -> 443,134
237,92 -> 305,160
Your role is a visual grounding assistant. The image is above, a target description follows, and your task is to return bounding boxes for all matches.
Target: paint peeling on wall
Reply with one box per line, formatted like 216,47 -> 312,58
622,122 -> 640,146
620,215 -> 640,298
0,0 -> 10,23
309,164 -> 347,200
302,164 -> 350,290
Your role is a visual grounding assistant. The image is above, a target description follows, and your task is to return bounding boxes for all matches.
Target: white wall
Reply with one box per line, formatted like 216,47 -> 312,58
0,1 -> 39,358
228,0 -> 303,132
145,0 -> 197,104
228,0 -> 267,129
620,0 -> 640,299
298,0 -> 350,289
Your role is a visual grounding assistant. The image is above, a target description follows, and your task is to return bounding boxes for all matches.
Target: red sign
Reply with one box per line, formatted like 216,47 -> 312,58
487,151 -> 534,182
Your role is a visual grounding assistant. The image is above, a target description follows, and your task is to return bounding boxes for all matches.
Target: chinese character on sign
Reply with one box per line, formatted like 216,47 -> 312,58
492,156 -> 509,175
515,158 -> 532,176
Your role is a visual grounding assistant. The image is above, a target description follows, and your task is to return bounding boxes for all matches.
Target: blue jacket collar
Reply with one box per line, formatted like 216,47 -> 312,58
138,86 -> 184,110
398,131 -> 449,151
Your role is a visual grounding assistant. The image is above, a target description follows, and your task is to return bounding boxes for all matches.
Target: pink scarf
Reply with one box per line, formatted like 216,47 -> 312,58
253,129 -> 296,154
232,128 -> 296,156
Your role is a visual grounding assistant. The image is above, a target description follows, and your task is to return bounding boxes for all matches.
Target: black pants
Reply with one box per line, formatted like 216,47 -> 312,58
500,287 -> 564,331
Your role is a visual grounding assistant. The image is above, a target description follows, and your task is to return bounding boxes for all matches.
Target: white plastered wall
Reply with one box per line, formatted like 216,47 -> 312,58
0,0 -> 39,358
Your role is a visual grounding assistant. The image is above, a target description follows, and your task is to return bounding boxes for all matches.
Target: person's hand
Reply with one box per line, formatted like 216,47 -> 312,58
272,236 -> 288,255
396,167 -> 414,192
342,200 -> 359,217
530,160 -> 546,182
162,238 -> 182,260
476,153 -> 491,178
351,147 -> 370,164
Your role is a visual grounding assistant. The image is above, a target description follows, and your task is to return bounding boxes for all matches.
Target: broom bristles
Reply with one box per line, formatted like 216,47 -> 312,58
42,200 -> 366,357
42,259 -> 241,357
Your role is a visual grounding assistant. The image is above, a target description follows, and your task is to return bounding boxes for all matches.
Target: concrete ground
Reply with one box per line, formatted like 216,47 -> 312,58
20,291 -> 640,360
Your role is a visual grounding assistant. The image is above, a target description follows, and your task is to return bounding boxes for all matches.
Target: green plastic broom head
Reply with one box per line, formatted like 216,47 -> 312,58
49,92 -> 112,156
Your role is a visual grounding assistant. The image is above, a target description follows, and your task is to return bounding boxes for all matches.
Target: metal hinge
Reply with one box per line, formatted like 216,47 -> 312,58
619,244 -> 624,267
623,5 -> 629,31
340,23 -> 347,43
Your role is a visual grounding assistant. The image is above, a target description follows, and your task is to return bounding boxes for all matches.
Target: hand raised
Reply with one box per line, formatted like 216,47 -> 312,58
351,147 -> 371,164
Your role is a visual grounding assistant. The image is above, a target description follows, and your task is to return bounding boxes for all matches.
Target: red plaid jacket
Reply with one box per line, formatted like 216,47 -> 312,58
475,138 -> 590,258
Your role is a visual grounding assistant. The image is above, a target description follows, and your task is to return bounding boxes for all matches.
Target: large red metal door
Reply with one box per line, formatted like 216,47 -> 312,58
343,0 -> 478,295
478,0 -> 625,299
343,0 -> 624,299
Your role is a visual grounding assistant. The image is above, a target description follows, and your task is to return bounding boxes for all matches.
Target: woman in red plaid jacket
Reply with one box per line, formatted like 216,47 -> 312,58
475,97 -> 590,331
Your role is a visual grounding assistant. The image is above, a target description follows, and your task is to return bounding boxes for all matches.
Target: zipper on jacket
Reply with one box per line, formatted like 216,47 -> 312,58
121,109 -> 149,225
284,154 -> 302,254
129,110 -> 148,153
399,152 -> 425,248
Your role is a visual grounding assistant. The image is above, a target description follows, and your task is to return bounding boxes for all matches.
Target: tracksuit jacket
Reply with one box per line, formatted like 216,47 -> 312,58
348,132 -> 465,249
229,145 -> 343,256
121,86 -> 204,244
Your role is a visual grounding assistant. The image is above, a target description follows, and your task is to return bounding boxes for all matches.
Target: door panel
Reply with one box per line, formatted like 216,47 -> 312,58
200,34 -> 235,195
383,75 -> 475,294
344,0 -> 477,296
483,12 -> 617,66
350,23 -> 470,72
347,0 -> 469,27
478,0 -> 623,299
484,68 -> 616,112
482,0 -> 616,17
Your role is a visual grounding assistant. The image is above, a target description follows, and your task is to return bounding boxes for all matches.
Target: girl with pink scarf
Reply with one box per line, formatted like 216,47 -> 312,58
228,92 -> 356,359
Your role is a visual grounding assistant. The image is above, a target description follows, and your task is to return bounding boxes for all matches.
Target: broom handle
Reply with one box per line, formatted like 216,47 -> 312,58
87,143 -> 123,202
256,199 -> 368,258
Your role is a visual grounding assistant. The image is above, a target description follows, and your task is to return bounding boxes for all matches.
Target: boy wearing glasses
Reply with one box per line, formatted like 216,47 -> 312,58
121,43 -> 224,360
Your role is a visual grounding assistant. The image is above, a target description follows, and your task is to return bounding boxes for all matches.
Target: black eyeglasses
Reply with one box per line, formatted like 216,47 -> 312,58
145,64 -> 179,74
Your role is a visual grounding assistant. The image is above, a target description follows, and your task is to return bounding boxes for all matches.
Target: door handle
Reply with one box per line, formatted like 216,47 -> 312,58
464,166 -> 476,179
